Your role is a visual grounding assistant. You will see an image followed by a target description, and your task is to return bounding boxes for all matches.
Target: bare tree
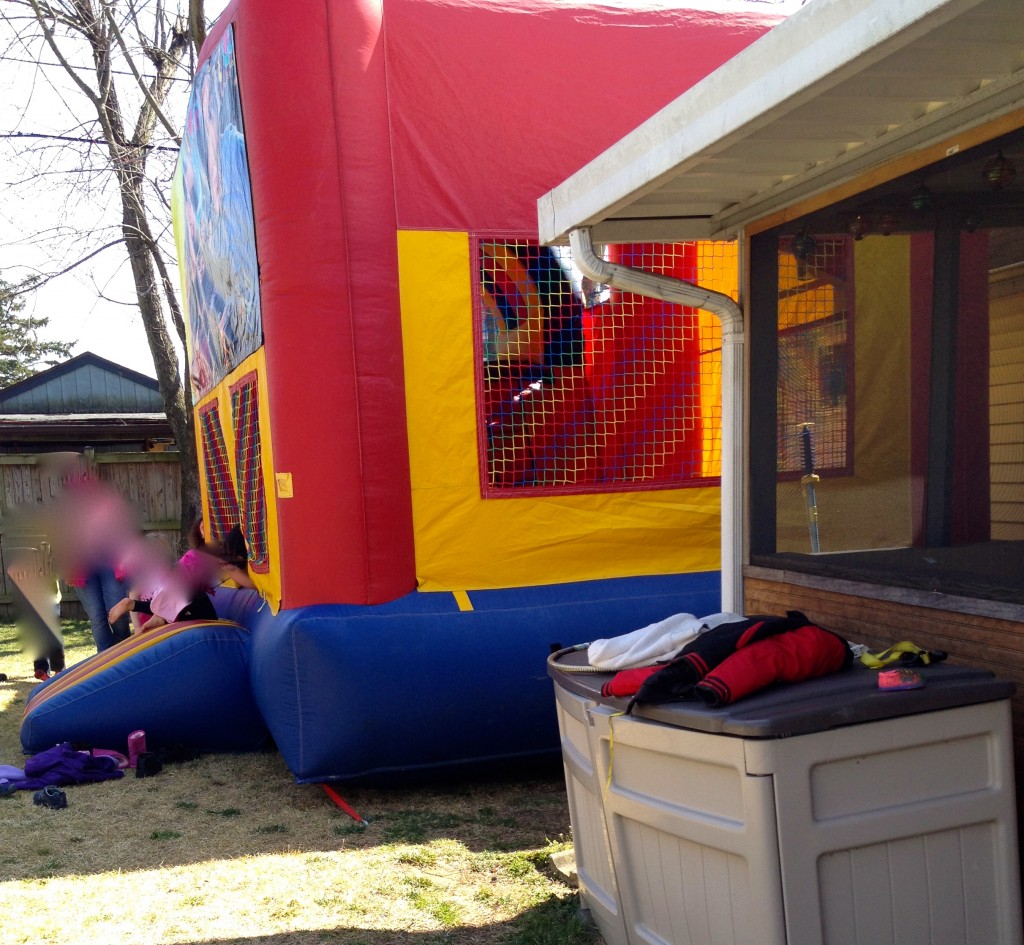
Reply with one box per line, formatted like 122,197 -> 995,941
1,0 -> 211,545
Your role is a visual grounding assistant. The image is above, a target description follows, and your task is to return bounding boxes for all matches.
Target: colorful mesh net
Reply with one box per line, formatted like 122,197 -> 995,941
478,239 -> 726,493
777,235 -> 851,477
229,373 -> 270,574
198,400 -> 240,540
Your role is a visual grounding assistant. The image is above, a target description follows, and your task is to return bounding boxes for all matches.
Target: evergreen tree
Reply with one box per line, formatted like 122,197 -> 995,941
0,278 -> 74,388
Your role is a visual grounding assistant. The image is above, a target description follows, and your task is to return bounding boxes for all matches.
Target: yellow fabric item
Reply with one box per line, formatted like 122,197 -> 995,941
859,641 -> 935,669
171,163 -> 190,336
193,348 -> 282,613
398,230 -> 720,592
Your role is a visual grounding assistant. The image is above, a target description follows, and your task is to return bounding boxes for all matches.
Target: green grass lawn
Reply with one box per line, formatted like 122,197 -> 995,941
0,617 -> 596,945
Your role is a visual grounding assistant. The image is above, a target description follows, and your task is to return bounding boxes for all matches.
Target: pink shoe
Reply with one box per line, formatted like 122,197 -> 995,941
34,669 -> 50,682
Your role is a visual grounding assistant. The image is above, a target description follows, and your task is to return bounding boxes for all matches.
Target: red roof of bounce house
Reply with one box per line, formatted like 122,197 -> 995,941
192,0 -> 788,608
380,0 -> 789,233
203,0 -> 787,234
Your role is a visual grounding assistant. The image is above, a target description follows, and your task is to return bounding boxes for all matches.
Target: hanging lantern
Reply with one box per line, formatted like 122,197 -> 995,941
792,228 -> 816,260
983,152 -> 1016,190
847,214 -> 872,240
911,185 -> 933,212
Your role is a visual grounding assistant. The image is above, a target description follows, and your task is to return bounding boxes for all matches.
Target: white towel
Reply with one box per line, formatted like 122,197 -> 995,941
588,611 -> 745,671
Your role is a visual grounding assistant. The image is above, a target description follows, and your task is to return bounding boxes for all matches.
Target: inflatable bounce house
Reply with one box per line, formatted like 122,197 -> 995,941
24,0 -> 791,782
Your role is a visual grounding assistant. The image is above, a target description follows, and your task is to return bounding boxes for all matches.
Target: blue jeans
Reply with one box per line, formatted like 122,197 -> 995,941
76,569 -> 131,652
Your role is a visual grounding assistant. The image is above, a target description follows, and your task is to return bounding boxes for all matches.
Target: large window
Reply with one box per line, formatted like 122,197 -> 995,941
749,129 -> 1024,605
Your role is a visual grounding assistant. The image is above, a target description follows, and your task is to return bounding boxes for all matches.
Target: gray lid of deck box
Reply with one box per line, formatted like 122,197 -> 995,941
548,648 -> 1015,738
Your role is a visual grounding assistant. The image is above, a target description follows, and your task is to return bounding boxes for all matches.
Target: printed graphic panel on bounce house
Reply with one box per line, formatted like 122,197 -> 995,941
164,0 -> 783,783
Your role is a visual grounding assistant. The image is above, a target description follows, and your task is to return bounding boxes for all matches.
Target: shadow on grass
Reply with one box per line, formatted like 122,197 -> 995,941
149,894 -> 602,945
1,743 -> 574,871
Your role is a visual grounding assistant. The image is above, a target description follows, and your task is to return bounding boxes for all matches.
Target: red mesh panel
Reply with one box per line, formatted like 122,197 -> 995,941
229,372 -> 270,574
198,400 -> 240,539
478,238 -> 721,494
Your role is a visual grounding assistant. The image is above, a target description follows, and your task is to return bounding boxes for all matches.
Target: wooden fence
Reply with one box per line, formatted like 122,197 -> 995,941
0,452 -> 182,620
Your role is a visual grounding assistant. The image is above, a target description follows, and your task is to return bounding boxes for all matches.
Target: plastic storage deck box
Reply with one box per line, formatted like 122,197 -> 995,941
549,649 -> 1022,945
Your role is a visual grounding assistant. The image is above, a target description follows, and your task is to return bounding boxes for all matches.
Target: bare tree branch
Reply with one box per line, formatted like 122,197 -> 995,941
188,0 -> 204,54
24,0 -> 105,114
101,2 -> 180,145
3,0 -> 204,542
0,130 -> 177,150
5,238 -> 125,294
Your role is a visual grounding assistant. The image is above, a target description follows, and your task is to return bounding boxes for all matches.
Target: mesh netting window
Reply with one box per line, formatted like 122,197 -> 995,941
777,236 -> 853,478
198,400 -> 241,540
477,238 -> 729,494
229,373 -> 270,574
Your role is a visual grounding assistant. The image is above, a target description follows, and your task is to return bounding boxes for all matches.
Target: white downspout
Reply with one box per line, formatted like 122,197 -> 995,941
568,227 -> 744,614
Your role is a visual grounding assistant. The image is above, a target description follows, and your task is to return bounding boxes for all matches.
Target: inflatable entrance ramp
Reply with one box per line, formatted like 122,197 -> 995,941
21,620 -> 270,755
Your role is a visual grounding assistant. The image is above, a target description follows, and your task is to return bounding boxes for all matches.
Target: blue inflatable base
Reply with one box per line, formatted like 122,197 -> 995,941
19,573 -> 720,783
217,572 -> 721,783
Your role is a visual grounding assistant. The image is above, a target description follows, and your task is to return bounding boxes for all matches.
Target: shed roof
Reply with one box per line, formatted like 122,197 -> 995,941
0,352 -> 163,416
538,0 -> 1024,244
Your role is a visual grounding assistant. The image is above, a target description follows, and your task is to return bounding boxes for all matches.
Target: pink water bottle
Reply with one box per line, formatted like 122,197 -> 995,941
127,730 -> 147,768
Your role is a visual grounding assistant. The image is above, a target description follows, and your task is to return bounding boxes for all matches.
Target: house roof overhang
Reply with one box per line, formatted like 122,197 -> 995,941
0,414 -> 173,444
537,0 -> 1024,245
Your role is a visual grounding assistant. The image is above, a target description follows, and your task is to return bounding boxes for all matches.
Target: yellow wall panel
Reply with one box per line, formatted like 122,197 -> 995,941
399,229 -> 720,592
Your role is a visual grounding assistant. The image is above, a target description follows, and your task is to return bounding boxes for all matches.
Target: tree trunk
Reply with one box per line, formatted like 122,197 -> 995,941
12,0 -> 206,549
122,196 -> 201,550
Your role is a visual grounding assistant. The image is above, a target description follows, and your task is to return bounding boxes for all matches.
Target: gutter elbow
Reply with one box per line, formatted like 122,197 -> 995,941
568,227 -> 741,333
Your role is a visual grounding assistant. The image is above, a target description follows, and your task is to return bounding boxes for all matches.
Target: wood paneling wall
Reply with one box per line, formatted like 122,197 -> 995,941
991,269 -> 1024,540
